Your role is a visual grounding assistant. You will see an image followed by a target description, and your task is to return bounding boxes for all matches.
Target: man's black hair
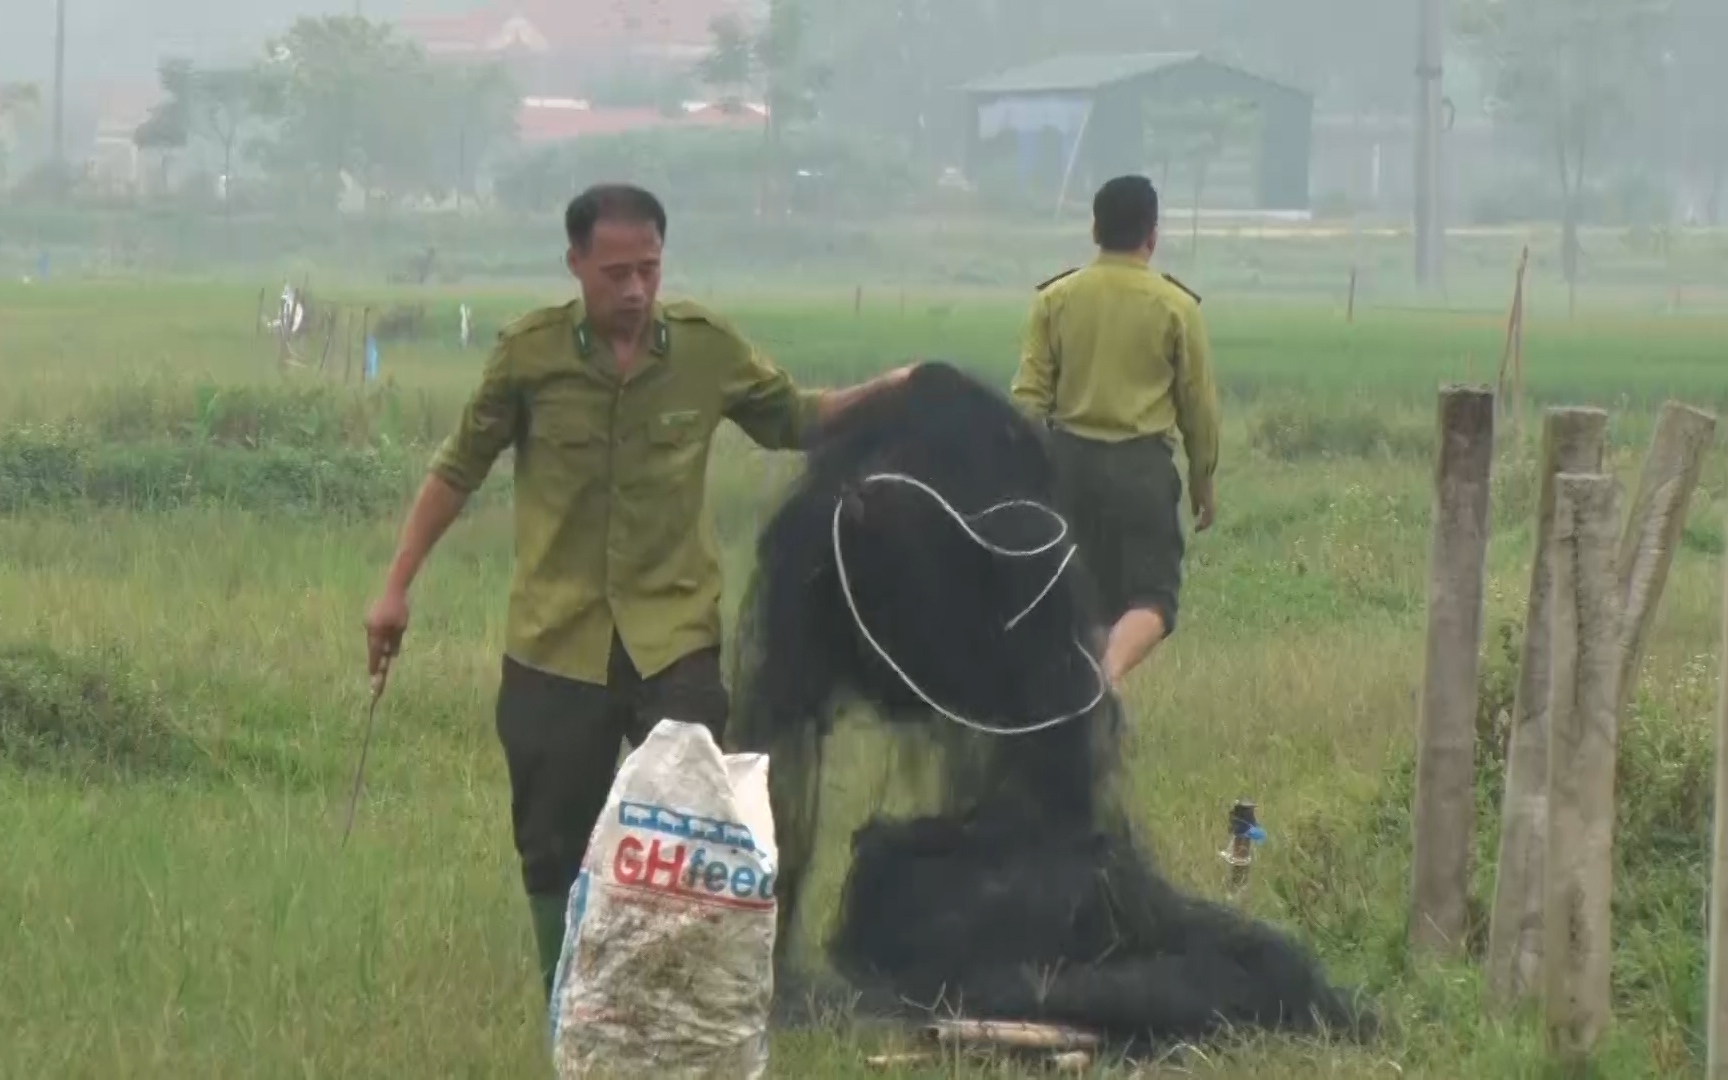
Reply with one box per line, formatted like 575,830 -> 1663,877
565,183 -> 668,250
1092,175 -> 1160,253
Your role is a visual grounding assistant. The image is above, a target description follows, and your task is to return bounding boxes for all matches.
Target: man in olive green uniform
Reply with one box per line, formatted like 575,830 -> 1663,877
362,184 -> 908,998
1011,175 -> 1220,691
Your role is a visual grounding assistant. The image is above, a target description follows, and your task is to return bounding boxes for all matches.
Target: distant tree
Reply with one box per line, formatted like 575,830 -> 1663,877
135,59 -> 282,210
266,16 -> 424,209
1666,0 -> 1727,223
260,17 -> 515,211
699,0 -> 829,212
0,82 -> 40,187
1461,0 -> 1673,286
1144,100 -> 1258,262
432,61 -> 520,207
0,83 -> 38,126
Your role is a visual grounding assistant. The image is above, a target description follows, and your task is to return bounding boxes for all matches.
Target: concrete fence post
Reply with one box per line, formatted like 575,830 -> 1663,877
1543,473 -> 1624,1070
1410,384 -> 1496,957
1486,407 -> 1608,1003
1615,402 -> 1716,717
1707,503 -> 1728,1078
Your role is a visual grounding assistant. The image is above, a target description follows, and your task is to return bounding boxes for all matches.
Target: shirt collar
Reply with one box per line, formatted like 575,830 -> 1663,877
1092,251 -> 1151,270
572,302 -> 671,367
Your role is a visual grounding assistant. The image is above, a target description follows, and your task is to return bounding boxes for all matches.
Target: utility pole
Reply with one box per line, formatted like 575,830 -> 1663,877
1414,0 -> 1445,289
52,0 -> 66,166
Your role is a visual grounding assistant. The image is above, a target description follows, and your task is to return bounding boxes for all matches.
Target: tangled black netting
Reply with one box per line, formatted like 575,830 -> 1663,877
727,361 -> 1373,1056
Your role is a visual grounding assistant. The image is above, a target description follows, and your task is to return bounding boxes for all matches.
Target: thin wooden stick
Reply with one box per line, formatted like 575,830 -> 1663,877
925,1020 -> 1102,1052
865,1052 -> 937,1070
1496,245 -> 1529,448
317,309 -> 337,373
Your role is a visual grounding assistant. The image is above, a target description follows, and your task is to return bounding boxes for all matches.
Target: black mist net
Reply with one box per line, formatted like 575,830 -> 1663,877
727,362 -> 1372,1055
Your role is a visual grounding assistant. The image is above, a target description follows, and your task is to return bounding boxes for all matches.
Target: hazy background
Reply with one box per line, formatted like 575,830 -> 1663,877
0,0 -> 1722,305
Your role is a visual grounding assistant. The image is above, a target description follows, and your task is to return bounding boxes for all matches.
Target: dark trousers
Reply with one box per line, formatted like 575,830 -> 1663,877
1048,428 -> 1186,636
494,636 -> 731,901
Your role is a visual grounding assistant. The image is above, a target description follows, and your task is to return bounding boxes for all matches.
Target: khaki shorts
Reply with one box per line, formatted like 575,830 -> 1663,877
1049,428 -> 1186,636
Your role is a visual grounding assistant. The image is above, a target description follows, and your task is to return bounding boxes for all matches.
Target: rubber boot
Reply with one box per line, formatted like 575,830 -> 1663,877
527,893 -> 567,1003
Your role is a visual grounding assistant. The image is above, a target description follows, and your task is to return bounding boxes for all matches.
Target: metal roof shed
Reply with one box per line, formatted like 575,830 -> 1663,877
961,53 -> 1314,213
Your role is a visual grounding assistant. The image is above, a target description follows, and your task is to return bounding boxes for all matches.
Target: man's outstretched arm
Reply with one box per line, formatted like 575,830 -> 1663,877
723,335 -> 911,451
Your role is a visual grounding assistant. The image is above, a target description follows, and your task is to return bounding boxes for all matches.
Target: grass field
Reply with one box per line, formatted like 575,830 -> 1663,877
2,273 -> 1727,1078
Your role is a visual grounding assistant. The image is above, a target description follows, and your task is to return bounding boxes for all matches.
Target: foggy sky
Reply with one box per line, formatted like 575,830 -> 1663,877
0,0 -> 462,86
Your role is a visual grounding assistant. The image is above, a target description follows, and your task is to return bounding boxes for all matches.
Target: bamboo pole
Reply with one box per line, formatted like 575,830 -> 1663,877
1410,384 -> 1496,957
1543,472 -> 1624,1071
1486,407 -> 1608,1003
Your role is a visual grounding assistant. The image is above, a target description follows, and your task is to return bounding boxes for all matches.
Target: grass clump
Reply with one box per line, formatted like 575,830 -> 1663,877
0,641 -> 200,780
1275,617 -> 1717,1075
0,425 -> 428,515
1249,400 -> 1434,462
82,377 -> 455,453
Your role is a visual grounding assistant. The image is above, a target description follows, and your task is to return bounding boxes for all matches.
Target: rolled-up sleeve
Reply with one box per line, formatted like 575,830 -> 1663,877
721,338 -> 822,451
429,338 -> 520,492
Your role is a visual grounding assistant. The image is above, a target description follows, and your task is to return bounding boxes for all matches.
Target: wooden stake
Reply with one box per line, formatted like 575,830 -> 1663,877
865,1052 -> 937,1070
360,307 -> 372,384
1615,401 -> 1718,717
1543,472 -> 1623,1070
1347,265 -> 1358,323
255,287 -> 266,336
925,1020 -> 1101,1052
1496,245 -> 1530,449
1705,500 -> 1728,1076
1410,384 -> 1496,958
317,309 -> 337,373
854,284 -> 863,316
1486,407 -> 1608,1004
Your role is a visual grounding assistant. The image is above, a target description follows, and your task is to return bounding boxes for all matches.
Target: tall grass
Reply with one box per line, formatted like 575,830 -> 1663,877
1,280 -> 1725,1077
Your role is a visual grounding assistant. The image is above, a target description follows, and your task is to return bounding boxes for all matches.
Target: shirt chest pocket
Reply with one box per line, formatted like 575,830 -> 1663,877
524,398 -> 604,483
637,409 -> 708,482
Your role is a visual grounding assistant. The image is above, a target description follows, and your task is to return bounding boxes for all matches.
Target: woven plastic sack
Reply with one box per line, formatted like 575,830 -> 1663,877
549,719 -> 779,1079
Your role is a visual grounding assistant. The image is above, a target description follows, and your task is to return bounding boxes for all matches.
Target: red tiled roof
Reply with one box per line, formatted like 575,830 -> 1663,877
516,97 -> 765,144
86,77 -> 163,135
401,0 -> 748,55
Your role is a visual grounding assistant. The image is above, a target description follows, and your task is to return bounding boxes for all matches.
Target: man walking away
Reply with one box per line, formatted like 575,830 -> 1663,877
363,184 -> 909,1000
1010,175 -> 1220,690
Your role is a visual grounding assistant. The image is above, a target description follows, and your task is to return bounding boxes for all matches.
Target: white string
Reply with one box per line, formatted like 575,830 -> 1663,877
1007,543 -> 1078,631
831,471 -> 1109,737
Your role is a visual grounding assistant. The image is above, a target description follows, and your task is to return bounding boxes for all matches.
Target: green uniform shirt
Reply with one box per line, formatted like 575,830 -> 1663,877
1009,252 -> 1221,484
428,298 -> 822,685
